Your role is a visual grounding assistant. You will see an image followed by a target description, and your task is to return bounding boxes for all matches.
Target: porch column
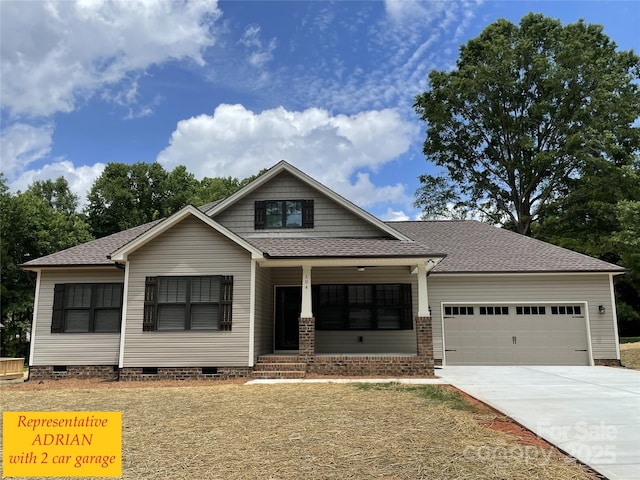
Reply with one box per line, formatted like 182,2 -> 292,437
417,263 -> 430,317
415,263 -> 434,374
300,264 -> 313,318
299,264 -> 315,363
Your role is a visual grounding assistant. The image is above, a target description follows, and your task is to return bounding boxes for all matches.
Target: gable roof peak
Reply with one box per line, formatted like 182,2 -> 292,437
206,160 -> 412,241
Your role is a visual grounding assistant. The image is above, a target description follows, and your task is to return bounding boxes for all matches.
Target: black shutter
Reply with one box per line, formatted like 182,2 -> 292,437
143,277 -> 157,332
51,284 -> 65,333
255,201 -> 266,229
401,283 -> 413,330
219,276 -> 233,331
302,199 -> 314,228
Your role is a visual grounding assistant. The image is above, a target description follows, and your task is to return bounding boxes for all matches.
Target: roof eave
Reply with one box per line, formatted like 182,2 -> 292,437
431,269 -> 626,275
257,255 -> 446,268
20,263 -> 118,271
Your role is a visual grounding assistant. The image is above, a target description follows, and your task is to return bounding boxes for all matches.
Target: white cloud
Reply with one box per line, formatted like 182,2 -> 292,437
380,208 -> 410,222
157,104 -> 418,209
9,160 -> 106,209
239,24 -> 277,68
0,0 -> 221,118
283,0 -> 483,116
0,123 -> 54,178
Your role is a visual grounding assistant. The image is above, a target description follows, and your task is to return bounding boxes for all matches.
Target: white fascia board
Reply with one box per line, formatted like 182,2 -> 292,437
431,271 -> 625,277
206,160 -> 412,242
257,256 -> 444,268
110,205 -> 263,262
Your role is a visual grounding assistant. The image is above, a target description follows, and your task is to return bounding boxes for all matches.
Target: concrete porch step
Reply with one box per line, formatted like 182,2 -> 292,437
254,362 -> 307,372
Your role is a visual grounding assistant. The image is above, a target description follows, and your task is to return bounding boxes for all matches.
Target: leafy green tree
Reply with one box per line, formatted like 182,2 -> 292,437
86,162 -> 266,237
26,177 -> 79,216
414,13 -> 640,235
86,162 -> 173,238
1,176 -> 93,358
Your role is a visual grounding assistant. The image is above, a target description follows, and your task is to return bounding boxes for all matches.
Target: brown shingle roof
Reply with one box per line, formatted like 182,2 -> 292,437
249,237 -> 443,258
22,214 -> 624,274
389,220 -> 624,274
21,220 -> 161,268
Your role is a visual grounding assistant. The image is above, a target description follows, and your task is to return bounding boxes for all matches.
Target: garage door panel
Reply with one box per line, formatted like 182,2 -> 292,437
444,303 -> 589,366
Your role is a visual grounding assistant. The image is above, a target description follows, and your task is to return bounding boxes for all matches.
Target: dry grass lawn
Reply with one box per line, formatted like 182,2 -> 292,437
1,380 -> 597,480
621,341 -> 640,370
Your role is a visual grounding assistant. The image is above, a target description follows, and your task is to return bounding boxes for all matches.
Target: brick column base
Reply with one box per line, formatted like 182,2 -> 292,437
298,317 -> 315,363
415,316 -> 434,373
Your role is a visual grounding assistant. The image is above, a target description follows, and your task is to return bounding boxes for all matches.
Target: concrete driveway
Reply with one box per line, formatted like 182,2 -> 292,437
437,366 -> 640,480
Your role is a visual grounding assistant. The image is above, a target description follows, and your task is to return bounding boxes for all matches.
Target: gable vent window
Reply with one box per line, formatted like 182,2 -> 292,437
516,305 -> 546,315
255,200 -> 313,229
144,276 -> 233,331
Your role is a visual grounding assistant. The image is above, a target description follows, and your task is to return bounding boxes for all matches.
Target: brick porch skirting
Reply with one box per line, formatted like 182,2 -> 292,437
29,365 -> 252,381
306,355 -> 434,377
29,365 -> 118,381
118,367 -> 252,381
594,359 -> 622,367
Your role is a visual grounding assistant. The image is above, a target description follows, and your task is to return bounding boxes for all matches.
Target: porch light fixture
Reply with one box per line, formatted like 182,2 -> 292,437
598,305 -> 606,315
357,266 -> 365,272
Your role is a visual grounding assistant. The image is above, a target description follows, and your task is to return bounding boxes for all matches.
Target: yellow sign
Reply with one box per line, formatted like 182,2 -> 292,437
3,411 -> 122,477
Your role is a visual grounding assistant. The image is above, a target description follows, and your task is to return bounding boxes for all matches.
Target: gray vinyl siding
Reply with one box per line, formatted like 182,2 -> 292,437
271,266 -> 418,354
254,264 -> 273,358
213,171 -> 386,238
428,274 -> 619,361
123,216 -> 252,367
32,268 -> 124,365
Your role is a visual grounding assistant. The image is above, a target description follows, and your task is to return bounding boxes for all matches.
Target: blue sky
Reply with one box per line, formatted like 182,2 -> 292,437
1,0 -> 638,221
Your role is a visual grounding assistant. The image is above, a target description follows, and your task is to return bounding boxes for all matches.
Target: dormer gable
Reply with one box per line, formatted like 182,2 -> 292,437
208,161 -> 411,240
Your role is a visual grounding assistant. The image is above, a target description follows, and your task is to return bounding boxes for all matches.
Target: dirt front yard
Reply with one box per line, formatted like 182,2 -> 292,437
621,341 -> 640,370
1,380 -> 596,480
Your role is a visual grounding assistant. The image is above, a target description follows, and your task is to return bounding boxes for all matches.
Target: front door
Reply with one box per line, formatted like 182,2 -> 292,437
275,286 -> 301,350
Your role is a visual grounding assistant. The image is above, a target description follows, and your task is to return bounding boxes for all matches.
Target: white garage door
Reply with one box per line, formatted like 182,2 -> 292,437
443,304 -> 590,366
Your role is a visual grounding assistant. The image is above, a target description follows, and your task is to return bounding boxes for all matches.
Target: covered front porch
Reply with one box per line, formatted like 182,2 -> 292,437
253,256 -> 441,378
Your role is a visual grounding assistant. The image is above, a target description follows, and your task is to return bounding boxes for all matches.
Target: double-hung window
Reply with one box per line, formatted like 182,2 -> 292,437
144,276 -> 233,331
51,283 -> 123,333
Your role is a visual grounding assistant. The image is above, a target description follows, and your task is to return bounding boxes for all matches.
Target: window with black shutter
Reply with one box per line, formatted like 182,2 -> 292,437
51,283 -> 123,333
255,199 -> 313,229
143,276 -> 233,331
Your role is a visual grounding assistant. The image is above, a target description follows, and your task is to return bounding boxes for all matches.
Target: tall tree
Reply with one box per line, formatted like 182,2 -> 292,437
26,177 -> 79,216
86,162 -> 172,238
0,176 -> 93,357
414,13 -> 640,235
85,162 -> 263,238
